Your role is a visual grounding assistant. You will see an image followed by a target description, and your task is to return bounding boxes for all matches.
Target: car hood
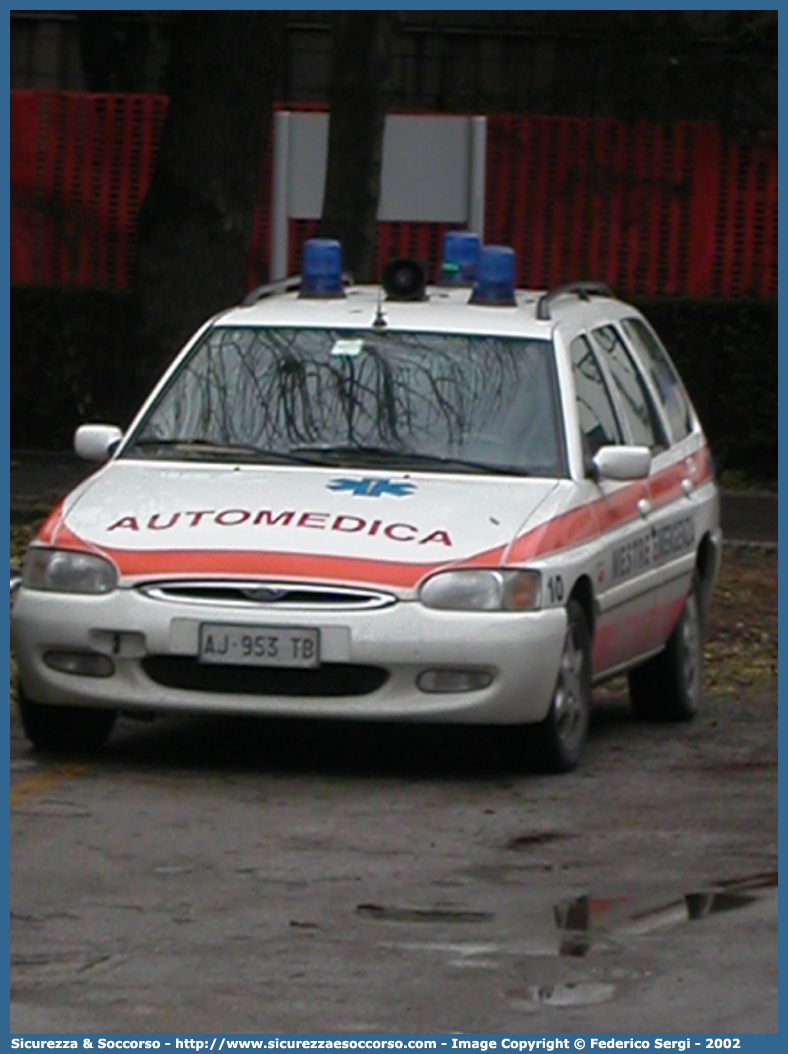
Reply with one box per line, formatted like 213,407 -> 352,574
44,460 -> 569,591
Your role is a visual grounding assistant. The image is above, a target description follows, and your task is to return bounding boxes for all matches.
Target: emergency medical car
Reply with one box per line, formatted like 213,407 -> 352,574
11,235 -> 722,771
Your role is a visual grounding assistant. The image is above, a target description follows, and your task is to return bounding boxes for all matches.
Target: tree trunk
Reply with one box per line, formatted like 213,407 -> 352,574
319,12 -> 397,282
132,11 -> 284,391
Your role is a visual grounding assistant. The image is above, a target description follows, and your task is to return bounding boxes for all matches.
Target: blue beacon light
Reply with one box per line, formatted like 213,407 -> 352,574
439,231 -> 481,285
299,238 -> 345,298
470,245 -> 517,306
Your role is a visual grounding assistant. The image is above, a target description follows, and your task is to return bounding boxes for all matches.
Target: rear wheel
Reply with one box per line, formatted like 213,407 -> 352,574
530,600 -> 591,773
16,685 -> 117,754
629,575 -> 703,722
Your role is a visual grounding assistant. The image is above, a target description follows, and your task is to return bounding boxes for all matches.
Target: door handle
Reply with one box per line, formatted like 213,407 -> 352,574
638,498 -> 651,518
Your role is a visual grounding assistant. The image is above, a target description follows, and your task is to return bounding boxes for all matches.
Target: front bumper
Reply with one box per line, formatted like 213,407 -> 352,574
11,586 -> 566,726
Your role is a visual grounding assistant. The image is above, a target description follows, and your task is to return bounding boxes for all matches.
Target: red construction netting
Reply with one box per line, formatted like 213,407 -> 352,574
11,91 -> 168,288
10,91 -> 777,297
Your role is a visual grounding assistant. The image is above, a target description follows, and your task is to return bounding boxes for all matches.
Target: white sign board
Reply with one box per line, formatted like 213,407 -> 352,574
271,111 -> 487,280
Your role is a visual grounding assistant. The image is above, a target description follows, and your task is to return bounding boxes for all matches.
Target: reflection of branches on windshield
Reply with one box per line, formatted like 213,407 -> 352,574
268,339 -> 318,443
137,326 -> 557,466
362,341 -> 467,447
392,333 -> 528,446
260,332 -> 504,449
266,332 -> 367,444
368,347 -> 401,444
227,331 -> 277,439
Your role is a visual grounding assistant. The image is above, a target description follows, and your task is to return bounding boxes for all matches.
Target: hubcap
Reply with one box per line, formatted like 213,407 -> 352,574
553,624 -> 586,752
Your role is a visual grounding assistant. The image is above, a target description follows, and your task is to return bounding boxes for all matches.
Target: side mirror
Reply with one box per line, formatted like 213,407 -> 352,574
591,445 -> 651,482
74,424 -> 123,463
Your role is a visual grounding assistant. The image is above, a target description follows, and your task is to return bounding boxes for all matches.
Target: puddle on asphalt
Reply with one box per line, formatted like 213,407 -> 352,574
368,872 -> 776,1014
12,798 -> 91,818
356,870 -> 776,985
11,953 -> 126,986
357,903 -> 494,924
508,874 -> 776,1009
507,831 -> 569,850
357,872 -> 776,946
508,981 -> 617,1009
553,870 -> 778,954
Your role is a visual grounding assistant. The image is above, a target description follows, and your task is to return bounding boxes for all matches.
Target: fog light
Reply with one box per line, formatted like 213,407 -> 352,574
417,668 -> 494,694
88,630 -> 146,657
43,651 -> 115,678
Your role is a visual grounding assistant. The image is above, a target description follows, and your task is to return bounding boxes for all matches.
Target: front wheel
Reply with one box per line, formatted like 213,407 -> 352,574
530,600 -> 592,773
16,685 -> 117,754
628,575 -> 703,722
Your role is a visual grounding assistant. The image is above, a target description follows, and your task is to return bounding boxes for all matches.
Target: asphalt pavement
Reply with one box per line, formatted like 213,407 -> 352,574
9,449 -> 778,545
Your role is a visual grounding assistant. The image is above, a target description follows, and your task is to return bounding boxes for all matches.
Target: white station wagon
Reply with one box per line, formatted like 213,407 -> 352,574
11,236 -> 722,771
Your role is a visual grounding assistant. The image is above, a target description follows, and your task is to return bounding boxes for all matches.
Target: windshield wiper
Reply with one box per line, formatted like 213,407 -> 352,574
127,439 -> 531,475
126,439 -> 317,465
290,444 -> 531,476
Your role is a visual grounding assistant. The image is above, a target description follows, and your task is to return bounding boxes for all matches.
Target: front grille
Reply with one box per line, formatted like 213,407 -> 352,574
142,657 -> 389,697
140,581 -> 396,611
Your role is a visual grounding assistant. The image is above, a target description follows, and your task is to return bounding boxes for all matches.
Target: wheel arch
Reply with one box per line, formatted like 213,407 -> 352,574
695,530 -> 721,620
568,573 -> 595,639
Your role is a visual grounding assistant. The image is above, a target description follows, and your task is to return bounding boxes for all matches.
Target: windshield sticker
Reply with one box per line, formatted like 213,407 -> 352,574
330,338 -> 365,357
327,478 -> 417,498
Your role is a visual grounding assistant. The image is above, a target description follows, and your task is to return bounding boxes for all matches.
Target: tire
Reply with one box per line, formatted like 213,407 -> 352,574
530,600 -> 592,773
628,575 -> 703,722
16,684 -> 117,754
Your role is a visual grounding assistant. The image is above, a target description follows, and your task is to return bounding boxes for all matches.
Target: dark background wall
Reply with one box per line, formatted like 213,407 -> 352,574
11,10 -> 776,135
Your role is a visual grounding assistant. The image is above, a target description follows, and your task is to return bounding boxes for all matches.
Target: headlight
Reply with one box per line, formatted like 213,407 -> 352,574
23,548 -> 118,595
419,569 -> 541,612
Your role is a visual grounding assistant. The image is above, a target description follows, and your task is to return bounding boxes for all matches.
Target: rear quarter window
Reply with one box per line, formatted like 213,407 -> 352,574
589,324 -> 668,452
569,336 -> 623,457
621,317 -> 692,442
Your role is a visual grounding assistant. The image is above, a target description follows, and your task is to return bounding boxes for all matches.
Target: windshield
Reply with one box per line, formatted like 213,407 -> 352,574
124,327 -> 566,477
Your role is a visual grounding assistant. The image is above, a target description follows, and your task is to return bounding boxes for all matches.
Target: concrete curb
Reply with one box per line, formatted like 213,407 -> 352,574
723,539 -> 778,554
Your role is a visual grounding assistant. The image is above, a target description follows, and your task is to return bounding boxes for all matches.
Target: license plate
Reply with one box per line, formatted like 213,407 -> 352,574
198,624 -> 320,668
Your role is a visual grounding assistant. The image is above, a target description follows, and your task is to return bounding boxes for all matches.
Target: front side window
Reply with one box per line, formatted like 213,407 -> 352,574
570,336 -> 622,457
621,317 -> 692,442
589,325 -> 666,451
125,328 -> 567,478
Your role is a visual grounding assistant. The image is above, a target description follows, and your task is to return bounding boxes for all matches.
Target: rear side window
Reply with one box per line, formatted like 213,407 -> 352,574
570,336 -> 623,457
589,325 -> 667,451
621,317 -> 692,441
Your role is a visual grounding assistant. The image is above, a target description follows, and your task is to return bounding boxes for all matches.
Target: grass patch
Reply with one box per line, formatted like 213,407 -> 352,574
704,547 -> 778,691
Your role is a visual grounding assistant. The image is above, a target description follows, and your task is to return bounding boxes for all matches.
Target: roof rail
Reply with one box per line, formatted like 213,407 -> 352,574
535,281 -> 613,321
241,271 -> 356,307
241,275 -> 302,307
